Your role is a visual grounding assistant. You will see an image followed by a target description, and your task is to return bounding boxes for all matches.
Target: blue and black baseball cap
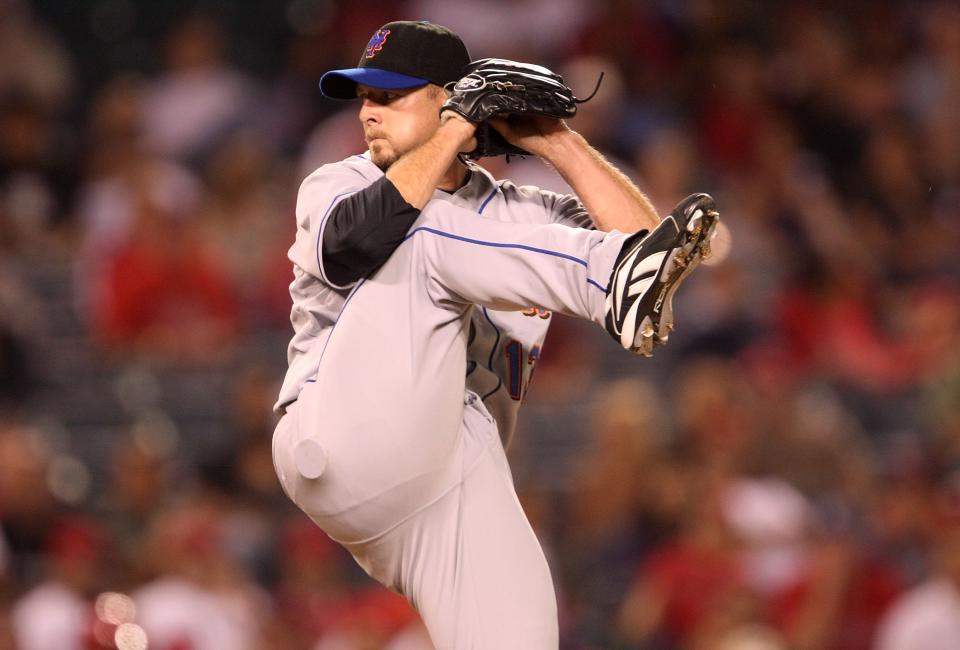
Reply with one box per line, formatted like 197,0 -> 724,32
319,21 -> 471,100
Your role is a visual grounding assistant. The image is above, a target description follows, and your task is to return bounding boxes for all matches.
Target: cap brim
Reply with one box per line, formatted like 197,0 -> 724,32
319,68 -> 430,99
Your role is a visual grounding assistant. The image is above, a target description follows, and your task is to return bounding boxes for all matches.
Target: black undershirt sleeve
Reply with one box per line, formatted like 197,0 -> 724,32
321,176 -> 421,286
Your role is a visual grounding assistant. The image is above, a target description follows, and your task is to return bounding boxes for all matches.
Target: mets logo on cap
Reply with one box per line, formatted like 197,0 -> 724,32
365,29 -> 390,59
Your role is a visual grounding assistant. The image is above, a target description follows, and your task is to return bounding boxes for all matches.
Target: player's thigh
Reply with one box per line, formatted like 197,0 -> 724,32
423,443 -> 557,649
376,426 -> 557,650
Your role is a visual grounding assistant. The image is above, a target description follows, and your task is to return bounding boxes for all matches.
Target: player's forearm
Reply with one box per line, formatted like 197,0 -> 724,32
543,129 -> 659,233
386,119 -> 475,209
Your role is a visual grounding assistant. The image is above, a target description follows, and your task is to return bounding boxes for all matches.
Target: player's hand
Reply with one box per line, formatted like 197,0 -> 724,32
487,115 -> 570,159
441,109 -> 479,154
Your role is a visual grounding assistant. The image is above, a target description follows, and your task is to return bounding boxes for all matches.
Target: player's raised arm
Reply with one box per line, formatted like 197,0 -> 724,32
379,95 -> 475,209
523,122 -> 660,233
441,58 -> 660,233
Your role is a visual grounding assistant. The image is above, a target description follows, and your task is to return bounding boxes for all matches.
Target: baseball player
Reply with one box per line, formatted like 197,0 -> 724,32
271,21 -> 718,649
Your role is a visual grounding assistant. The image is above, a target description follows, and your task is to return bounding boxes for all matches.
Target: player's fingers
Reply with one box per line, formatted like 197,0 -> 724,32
459,135 -> 478,154
488,115 -> 533,140
487,116 -> 510,132
441,109 -> 471,125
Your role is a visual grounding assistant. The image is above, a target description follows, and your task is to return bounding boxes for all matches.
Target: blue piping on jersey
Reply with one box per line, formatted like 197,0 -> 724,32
401,226 -> 607,292
480,307 -> 504,400
477,187 -> 498,215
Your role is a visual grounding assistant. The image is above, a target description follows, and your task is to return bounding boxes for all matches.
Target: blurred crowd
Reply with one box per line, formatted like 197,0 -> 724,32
0,0 -> 959,648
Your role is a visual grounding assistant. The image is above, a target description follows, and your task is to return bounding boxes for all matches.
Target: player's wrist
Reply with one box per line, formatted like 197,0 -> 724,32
439,112 -> 478,149
440,109 -> 473,128
536,124 -> 579,163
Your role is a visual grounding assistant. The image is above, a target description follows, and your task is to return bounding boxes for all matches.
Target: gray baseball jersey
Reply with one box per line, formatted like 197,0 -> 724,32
275,152 -> 592,444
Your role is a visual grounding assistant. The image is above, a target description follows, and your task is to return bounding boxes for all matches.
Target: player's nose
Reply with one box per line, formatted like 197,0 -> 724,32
358,99 -> 381,124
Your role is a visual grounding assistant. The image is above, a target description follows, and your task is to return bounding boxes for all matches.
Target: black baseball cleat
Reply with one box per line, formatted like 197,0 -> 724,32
604,193 -> 719,356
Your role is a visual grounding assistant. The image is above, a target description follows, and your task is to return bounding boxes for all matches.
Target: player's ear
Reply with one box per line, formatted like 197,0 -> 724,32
429,83 -> 451,101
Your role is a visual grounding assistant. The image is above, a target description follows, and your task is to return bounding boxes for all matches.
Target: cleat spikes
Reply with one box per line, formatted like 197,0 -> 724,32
603,193 -> 719,355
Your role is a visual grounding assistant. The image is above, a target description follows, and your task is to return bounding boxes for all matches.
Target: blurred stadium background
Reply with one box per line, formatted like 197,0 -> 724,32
0,0 -> 959,648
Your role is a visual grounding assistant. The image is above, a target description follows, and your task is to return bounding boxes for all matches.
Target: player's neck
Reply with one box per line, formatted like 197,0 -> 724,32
436,160 -> 470,193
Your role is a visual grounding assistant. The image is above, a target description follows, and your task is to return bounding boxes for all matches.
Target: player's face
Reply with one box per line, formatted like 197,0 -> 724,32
357,83 -> 446,171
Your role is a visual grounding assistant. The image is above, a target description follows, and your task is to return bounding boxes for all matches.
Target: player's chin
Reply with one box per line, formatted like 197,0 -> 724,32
369,143 -> 398,171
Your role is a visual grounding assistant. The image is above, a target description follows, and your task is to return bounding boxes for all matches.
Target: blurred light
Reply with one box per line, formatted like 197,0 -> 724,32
28,415 -> 70,453
114,365 -> 162,414
131,409 -> 180,458
286,0 -> 333,35
115,622 -> 148,650
95,592 -> 136,625
91,0 -> 136,42
46,455 -> 91,505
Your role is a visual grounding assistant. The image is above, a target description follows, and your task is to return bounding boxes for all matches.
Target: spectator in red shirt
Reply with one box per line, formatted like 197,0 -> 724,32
92,183 -> 239,363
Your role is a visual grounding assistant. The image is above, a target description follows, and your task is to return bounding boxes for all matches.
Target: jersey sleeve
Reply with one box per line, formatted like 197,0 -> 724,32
543,190 -> 595,230
294,162 -> 420,290
321,176 -> 421,286
292,165 -> 370,289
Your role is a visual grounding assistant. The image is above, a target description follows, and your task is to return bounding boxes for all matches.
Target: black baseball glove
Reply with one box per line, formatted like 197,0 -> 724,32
442,58 -> 600,160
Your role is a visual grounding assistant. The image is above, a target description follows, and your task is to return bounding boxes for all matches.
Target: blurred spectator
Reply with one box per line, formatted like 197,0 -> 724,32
0,261 -> 42,409
0,0 -> 74,111
697,42 -> 768,174
0,423 -> 60,584
97,434 -> 174,587
133,498 -> 268,650
562,378 -> 664,646
272,517 -> 360,647
616,466 -> 749,648
195,134 -> 293,328
313,587 -> 423,650
633,126 -> 698,216
251,23 -> 354,158
406,0 -> 592,61
201,365 -> 284,504
722,478 -> 813,601
573,0 -> 679,105
73,74 -> 204,317
268,515 -> 424,648
140,11 -> 255,164
874,477 -> 960,650
901,2 -> 960,159
10,515 -> 105,650
670,357 -> 760,468
0,92 -> 77,252
770,529 -> 902,650
298,107 -> 367,179
89,180 -> 240,363
197,367 -> 288,589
